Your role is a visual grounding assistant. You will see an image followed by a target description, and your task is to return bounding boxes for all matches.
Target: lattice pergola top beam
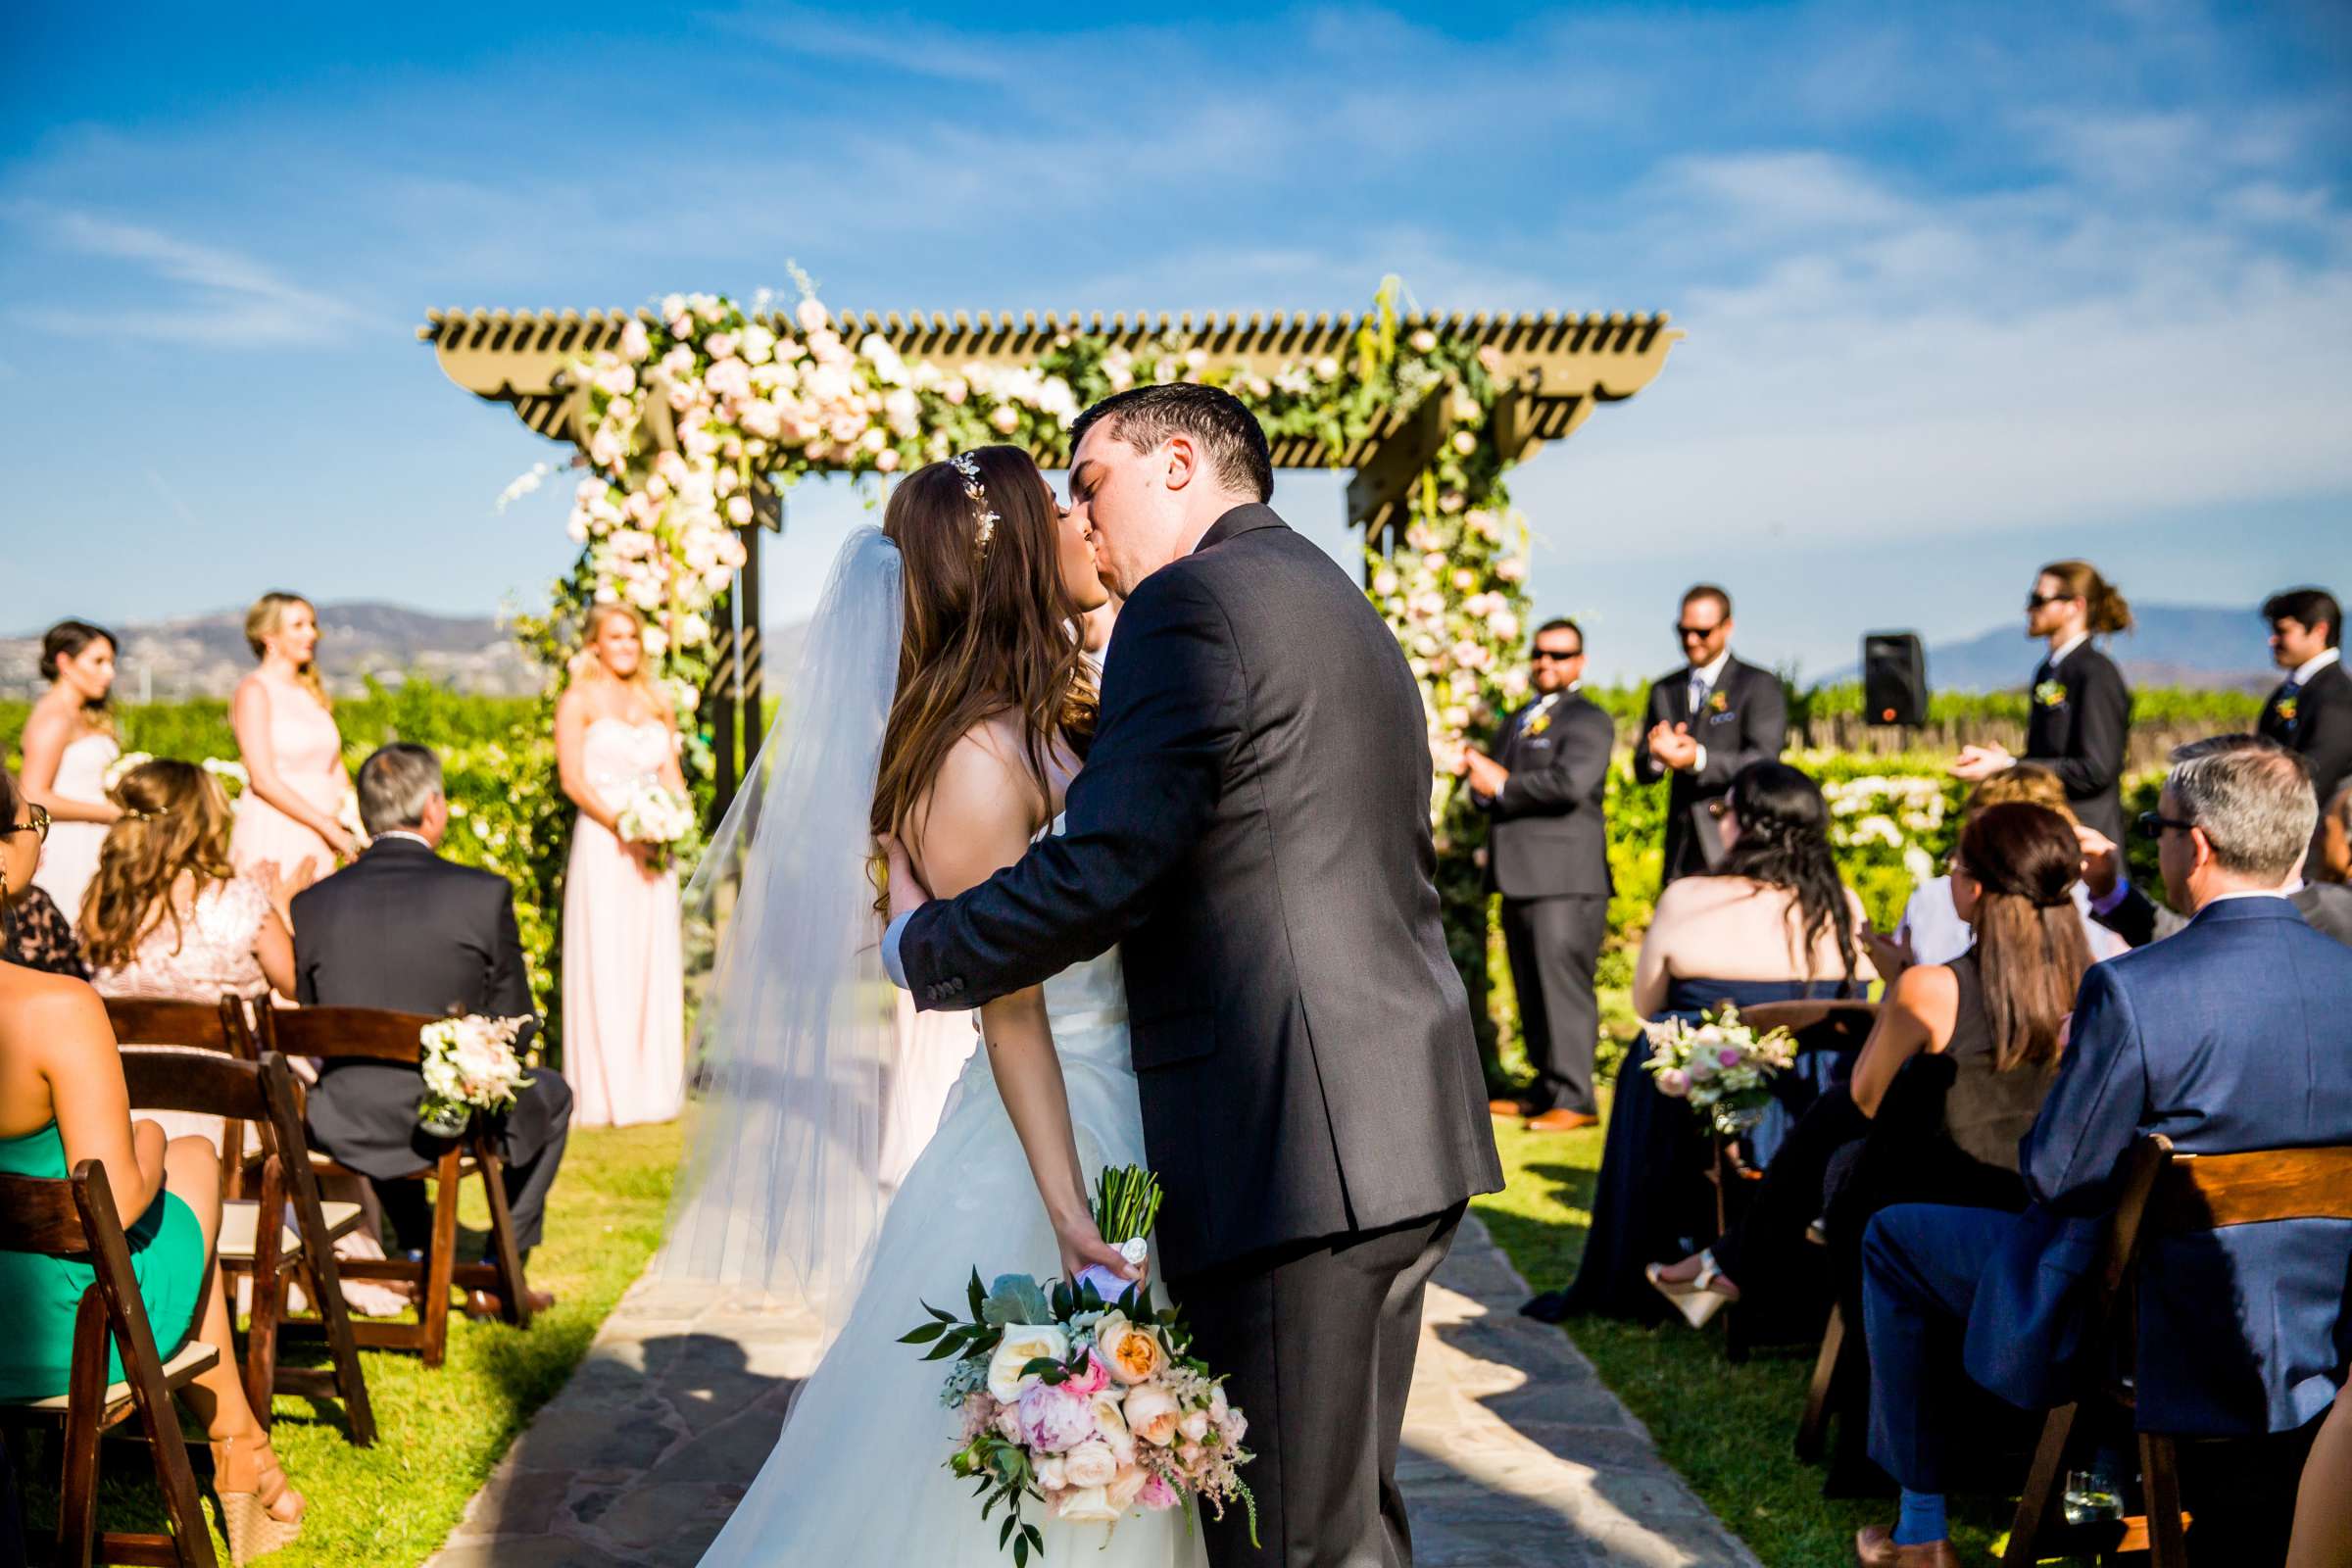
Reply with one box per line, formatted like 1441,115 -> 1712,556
421,306 -> 1678,468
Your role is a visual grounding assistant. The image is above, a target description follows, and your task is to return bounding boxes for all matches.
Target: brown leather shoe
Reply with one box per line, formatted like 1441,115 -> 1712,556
1525,1108 -> 1599,1133
1489,1098 -> 1532,1117
464,1286 -> 556,1320
1854,1524 -> 1960,1567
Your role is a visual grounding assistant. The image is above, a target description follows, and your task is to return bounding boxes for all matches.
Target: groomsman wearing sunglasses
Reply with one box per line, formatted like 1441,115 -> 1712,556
1457,619 -> 1614,1132
1634,585 -> 1788,884
2259,587 -> 2350,868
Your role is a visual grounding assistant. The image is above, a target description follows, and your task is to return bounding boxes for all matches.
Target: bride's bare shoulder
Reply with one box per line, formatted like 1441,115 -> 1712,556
905,718 -> 1048,896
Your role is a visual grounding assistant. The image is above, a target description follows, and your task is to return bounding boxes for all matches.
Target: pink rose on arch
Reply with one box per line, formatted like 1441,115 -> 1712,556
796,297 -> 830,333
1016,1381 -> 1096,1454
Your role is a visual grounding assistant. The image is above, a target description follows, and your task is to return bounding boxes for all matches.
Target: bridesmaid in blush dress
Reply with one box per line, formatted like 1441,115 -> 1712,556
557,605 -> 687,1127
20,620 -> 124,924
227,594 -> 355,902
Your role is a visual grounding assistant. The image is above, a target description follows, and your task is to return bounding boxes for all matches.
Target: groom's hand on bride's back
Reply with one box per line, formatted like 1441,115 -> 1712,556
879,832 -> 928,924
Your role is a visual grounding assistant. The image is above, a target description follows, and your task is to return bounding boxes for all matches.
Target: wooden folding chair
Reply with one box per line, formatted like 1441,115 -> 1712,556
0,1161 -> 220,1568
2002,1136 -> 2352,1565
118,1049 -> 375,1447
102,997 -> 255,1199
253,1006 -> 533,1368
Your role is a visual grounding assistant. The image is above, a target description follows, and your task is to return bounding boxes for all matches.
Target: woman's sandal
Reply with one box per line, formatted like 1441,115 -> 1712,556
1644,1250 -> 1739,1330
210,1429 -> 304,1563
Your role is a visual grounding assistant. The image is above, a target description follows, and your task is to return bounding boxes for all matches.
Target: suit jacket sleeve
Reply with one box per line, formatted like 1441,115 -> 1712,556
1631,682 -> 1670,785
2019,961 -> 2148,1213
1694,665 -> 1788,788
2025,659 -> 2129,801
898,569 -> 1243,1010
290,892 -> 320,1006
1491,705 -> 1611,820
2297,680 -> 2352,808
486,885 -> 535,1021
2093,884 -> 2184,948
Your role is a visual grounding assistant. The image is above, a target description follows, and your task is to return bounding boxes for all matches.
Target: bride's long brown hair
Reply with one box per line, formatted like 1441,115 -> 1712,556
868,447 -> 1096,878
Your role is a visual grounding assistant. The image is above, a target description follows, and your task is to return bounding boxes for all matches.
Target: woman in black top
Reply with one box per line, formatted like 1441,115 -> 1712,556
1953,560 -> 2134,844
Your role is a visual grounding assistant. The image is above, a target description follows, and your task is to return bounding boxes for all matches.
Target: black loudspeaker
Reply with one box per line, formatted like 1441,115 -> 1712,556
1862,633 -> 1928,726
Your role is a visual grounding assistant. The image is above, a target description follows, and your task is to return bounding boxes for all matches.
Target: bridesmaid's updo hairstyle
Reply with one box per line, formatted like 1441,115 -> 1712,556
870,446 -> 1096,865
2038,560 -> 2132,636
1952,802 -> 2092,1073
80,760 -> 237,972
40,619 -> 119,736
244,591 -> 332,709
1717,760 -> 1858,985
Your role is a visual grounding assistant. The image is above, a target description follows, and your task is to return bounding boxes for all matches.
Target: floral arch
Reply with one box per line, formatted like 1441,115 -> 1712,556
421,279 -> 1678,1051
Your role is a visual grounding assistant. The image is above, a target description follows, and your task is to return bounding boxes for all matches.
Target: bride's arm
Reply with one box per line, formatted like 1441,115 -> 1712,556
907,731 -> 1141,1289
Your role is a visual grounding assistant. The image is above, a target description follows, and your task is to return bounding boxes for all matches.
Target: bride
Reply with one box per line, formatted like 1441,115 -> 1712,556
676,447 -> 1205,1566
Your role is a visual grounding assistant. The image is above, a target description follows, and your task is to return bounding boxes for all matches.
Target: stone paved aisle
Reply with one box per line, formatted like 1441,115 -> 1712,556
426,1215 -> 1758,1567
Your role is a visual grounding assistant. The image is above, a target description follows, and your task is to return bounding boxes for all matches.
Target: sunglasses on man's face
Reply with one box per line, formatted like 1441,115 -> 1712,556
5,803 -> 50,844
2025,592 -> 2074,611
1531,647 -> 1584,662
1676,623 -> 1723,641
2136,811 -> 2197,841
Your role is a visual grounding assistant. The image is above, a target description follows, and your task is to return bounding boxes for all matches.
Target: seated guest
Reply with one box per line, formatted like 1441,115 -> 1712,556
1561,760 -> 1873,1320
293,744 -> 569,1315
1855,742 -> 2352,1566
2073,739 -> 2352,949
2,882 -> 89,979
1647,802 -> 2089,1327
2321,783 -> 2352,884
1886,765 -> 2125,967
82,760 -> 295,1005
0,766 -> 308,1558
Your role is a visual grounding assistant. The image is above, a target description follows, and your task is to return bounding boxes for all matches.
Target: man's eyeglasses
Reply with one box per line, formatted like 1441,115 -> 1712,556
1675,623 -> 1723,642
1531,648 -> 1584,662
2025,592 -> 2072,611
5,804 -> 50,845
2135,811 -> 2196,840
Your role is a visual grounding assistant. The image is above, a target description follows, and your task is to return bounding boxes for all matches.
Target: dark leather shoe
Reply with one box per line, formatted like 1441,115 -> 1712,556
1854,1525 -> 1959,1567
465,1286 -> 556,1320
1526,1108 -> 1598,1133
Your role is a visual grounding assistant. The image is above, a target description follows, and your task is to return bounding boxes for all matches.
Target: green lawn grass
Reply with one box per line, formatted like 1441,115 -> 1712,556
9,1119 -> 681,1566
1474,1106 -> 2052,1566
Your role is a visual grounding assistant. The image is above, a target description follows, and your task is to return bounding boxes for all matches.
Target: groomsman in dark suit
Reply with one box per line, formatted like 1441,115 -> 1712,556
1954,561 -> 2134,844
292,744 -> 570,1315
2259,586 -> 2350,864
1457,618 -> 1614,1132
1633,585 -> 1788,883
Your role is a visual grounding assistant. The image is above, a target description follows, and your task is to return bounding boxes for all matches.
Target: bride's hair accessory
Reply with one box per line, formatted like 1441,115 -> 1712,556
948,453 -> 1001,557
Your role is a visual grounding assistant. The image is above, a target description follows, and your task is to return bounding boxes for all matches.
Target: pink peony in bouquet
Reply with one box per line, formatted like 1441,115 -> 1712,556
902,1165 -> 1255,1563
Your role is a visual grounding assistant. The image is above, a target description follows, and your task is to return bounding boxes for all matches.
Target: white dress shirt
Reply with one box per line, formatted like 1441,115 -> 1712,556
2290,647 -> 2342,686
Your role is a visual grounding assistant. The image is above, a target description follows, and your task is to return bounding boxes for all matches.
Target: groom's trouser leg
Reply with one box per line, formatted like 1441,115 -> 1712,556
1177,1203 -> 1464,1568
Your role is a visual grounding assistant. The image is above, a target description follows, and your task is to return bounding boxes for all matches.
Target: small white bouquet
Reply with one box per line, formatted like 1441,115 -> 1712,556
1642,1003 -> 1797,1136
614,781 -> 694,861
416,1013 -> 536,1138
199,757 -> 249,798
101,752 -> 156,793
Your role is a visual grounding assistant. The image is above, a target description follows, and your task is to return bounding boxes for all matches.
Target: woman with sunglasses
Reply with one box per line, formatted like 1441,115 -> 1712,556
1952,561 -> 2134,844
1555,761 -> 1874,1321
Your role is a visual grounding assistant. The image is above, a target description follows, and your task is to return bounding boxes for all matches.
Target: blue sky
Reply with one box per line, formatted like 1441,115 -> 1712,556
5,1 -> 2348,683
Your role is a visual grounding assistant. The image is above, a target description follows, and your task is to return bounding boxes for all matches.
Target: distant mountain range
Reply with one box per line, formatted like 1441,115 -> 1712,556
1828,604 -> 2278,693
1,603 -> 544,702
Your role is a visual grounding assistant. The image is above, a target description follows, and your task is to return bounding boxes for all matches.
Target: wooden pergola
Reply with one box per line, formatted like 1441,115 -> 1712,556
421,306 -> 1679,808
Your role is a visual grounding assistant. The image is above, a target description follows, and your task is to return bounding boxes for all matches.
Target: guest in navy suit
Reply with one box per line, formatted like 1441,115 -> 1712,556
1854,738 -> 2352,1567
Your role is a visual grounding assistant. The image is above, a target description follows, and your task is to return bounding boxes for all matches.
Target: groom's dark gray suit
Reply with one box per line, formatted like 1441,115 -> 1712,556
899,502 -> 1502,1565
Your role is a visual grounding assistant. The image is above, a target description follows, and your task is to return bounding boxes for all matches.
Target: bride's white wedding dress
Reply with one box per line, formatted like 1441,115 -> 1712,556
697,829 -> 1207,1567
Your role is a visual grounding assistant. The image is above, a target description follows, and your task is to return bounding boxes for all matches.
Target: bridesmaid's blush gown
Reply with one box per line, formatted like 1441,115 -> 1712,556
563,718 -> 686,1126
228,674 -> 349,892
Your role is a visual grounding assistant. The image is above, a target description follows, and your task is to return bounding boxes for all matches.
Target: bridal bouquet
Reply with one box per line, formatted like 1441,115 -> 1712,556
416,1013 -> 536,1138
1643,1003 -> 1798,1135
614,781 -> 694,860
902,1165 -> 1255,1564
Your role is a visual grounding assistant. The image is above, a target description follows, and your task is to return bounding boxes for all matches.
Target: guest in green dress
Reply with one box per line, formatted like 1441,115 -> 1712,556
0,765 -> 308,1562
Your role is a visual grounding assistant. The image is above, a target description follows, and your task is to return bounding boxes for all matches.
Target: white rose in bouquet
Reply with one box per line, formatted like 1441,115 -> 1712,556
985,1324 -> 1070,1404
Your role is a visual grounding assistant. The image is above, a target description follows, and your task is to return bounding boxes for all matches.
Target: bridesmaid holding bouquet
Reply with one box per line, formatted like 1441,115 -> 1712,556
227,593 -> 355,901
557,605 -> 688,1127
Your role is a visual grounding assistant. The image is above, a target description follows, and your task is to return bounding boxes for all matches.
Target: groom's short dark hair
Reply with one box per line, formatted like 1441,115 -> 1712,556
1070,383 -> 1274,503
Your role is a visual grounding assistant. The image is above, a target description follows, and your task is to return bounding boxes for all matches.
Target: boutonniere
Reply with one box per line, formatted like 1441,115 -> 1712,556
2034,678 -> 2067,710
2274,695 -> 2300,725
1706,690 -> 1730,714
1527,712 -> 1552,736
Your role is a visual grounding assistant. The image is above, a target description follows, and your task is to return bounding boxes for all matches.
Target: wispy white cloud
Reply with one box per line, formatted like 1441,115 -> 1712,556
1,201 -> 369,345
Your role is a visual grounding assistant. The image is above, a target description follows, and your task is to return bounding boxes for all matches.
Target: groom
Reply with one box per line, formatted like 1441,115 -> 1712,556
886,383 -> 1502,1565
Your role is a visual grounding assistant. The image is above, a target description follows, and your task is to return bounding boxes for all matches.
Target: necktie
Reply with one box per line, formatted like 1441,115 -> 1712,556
1689,675 -> 1710,717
